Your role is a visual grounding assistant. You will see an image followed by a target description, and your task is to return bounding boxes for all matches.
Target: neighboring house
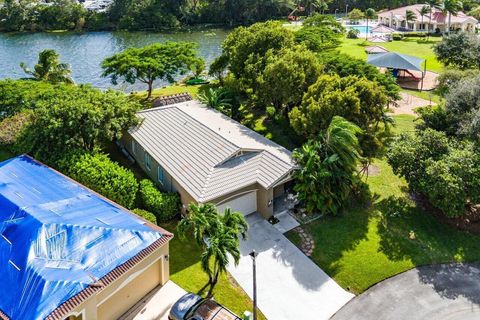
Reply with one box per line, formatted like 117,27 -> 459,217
378,4 -> 478,32
121,98 -> 296,219
0,155 -> 173,320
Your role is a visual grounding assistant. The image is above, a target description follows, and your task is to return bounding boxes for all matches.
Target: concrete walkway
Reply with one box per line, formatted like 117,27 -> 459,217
331,263 -> 480,320
119,281 -> 186,320
227,213 -> 354,320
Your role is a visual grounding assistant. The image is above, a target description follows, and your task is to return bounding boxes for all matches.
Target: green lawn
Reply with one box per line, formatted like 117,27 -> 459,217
286,115 -> 480,294
161,221 -> 266,320
338,37 -> 444,73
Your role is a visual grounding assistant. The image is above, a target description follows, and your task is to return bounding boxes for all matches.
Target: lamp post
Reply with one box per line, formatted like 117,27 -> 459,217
249,250 -> 258,320
345,4 -> 349,20
335,9 -> 338,19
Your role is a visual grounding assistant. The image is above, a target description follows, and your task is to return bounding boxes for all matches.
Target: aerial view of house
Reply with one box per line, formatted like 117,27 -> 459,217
1,0 -> 480,319
0,155 -> 172,320
121,99 -> 295,219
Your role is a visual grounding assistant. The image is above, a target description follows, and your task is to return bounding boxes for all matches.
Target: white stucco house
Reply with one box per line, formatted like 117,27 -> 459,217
378,4 -> 478,33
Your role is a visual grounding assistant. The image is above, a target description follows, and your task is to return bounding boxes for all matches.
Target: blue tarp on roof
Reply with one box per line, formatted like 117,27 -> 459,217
0,155 -> 164,320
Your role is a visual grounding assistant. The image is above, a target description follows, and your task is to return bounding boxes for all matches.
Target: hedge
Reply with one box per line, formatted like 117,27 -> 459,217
132,208 -> 157,225
139,179 -> 180,222
59,152 -> 139,209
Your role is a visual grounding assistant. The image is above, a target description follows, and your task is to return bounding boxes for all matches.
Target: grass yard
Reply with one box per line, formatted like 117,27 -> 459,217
132,83 -> 203,101
286,115 -> 480,294
161,221 -> 266,320
338,37 -> 443,73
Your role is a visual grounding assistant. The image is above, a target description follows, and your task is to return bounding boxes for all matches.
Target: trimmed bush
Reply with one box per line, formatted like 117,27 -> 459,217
392,33 -> 403,40
403,32 -> 427,38
132,208 -> 157,225
59,152 -> 139,209
139,179 -> 180,222
347,29 -> 360,39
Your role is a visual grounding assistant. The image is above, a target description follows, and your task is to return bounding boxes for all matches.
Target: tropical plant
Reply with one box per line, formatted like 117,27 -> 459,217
292,116 -> 363,215
405,10 -> 417,29
20,49 -> 74,84
441,0 -> 463,34
364,8 -> 376,40
418,5 -> 431,31
102,42 -> 201,99
198,88 -> 233,116
346,28 -> 360,38
177,203 -> 248,297
426,0 -> 441,37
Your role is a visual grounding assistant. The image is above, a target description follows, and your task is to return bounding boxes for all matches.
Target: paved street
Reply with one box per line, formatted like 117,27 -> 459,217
332,263 -> 480,320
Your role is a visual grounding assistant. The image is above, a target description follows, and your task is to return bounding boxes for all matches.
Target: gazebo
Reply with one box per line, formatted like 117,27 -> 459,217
365,45 -> 389,54
371,25 -> 396,33
367,52 -> 429,90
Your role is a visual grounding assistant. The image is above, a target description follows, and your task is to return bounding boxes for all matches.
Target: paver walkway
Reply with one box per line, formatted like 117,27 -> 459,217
331,263 -> 480,320
391,92 -> 436,116
227,213 -> 354,320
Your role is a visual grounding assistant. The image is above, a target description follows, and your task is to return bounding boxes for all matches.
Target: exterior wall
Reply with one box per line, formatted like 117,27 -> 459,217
64,243 -> 169,320
121,134 -> 195,212
273,184 -> 285,198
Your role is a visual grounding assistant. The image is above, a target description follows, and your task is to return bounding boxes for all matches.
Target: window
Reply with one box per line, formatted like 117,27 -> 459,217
132,140 -> 137,155
144,153 -> 151,171
157,166 -> 165,185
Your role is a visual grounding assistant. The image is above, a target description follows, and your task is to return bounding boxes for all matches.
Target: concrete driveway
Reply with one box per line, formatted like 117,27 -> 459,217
331,263 -> 480,320
119,281 -> 186,320
227,213 -> 354,320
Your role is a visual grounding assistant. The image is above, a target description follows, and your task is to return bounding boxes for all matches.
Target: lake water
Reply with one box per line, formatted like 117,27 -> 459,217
0,30 -> 228,91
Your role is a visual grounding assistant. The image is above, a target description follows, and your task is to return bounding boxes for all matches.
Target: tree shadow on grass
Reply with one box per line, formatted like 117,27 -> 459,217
377,195 -> 480,267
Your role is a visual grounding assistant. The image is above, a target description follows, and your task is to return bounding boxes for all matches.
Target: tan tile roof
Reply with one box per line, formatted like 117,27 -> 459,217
130,101 -> 295,202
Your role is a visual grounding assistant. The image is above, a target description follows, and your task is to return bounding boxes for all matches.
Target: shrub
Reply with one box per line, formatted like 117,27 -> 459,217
392,33 -> 404,40
132,208 -> 157,225
266,106 -> 276,119
402,32 -> 427,38
139,179 -> 180,222
59,152 -> 139,209
347,29 -> 360,39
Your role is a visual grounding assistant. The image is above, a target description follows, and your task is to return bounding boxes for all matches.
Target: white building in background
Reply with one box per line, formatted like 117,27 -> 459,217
78,0 -> 114,12
378,4 -> 478,33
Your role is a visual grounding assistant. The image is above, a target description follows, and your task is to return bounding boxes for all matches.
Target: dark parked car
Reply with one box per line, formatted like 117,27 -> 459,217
169,293 -> 242,320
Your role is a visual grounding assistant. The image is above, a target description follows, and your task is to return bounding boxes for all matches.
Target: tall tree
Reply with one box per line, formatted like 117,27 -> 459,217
20,49 -> 74,84
426,0 -> 441,36
441,0 -> 463,34
178,203 -> 248,297
102,42 -> 201,99
364,8 -> 376,40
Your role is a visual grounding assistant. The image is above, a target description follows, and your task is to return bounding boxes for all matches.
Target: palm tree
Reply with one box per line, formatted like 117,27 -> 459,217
178,203 -> 248,297
441,0 -> 463,34
418,5 -> 431,32
405,10 -> 417,30
198,88 -> 233,116
364,8 -> 376,40
425,0 -> 441,38
20,49 -> 74,84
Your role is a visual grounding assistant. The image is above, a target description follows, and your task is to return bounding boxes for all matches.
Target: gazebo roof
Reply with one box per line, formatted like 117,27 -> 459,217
367,52 -> 424,72
365,45 -> 389,54
371,25 -> 395,33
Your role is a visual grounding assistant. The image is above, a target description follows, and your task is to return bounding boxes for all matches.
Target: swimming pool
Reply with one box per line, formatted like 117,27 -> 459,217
346,25 -> 372,34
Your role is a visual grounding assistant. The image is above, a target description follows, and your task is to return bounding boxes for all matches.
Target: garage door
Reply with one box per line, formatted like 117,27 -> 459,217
216,191 -> 257,216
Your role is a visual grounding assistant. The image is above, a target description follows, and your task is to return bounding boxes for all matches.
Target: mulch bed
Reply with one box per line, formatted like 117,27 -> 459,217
412,193 -> 480,234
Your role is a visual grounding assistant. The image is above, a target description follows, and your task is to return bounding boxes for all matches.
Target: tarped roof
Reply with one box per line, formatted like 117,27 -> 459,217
367,52 -> 424,72
0,155 -> 165,320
